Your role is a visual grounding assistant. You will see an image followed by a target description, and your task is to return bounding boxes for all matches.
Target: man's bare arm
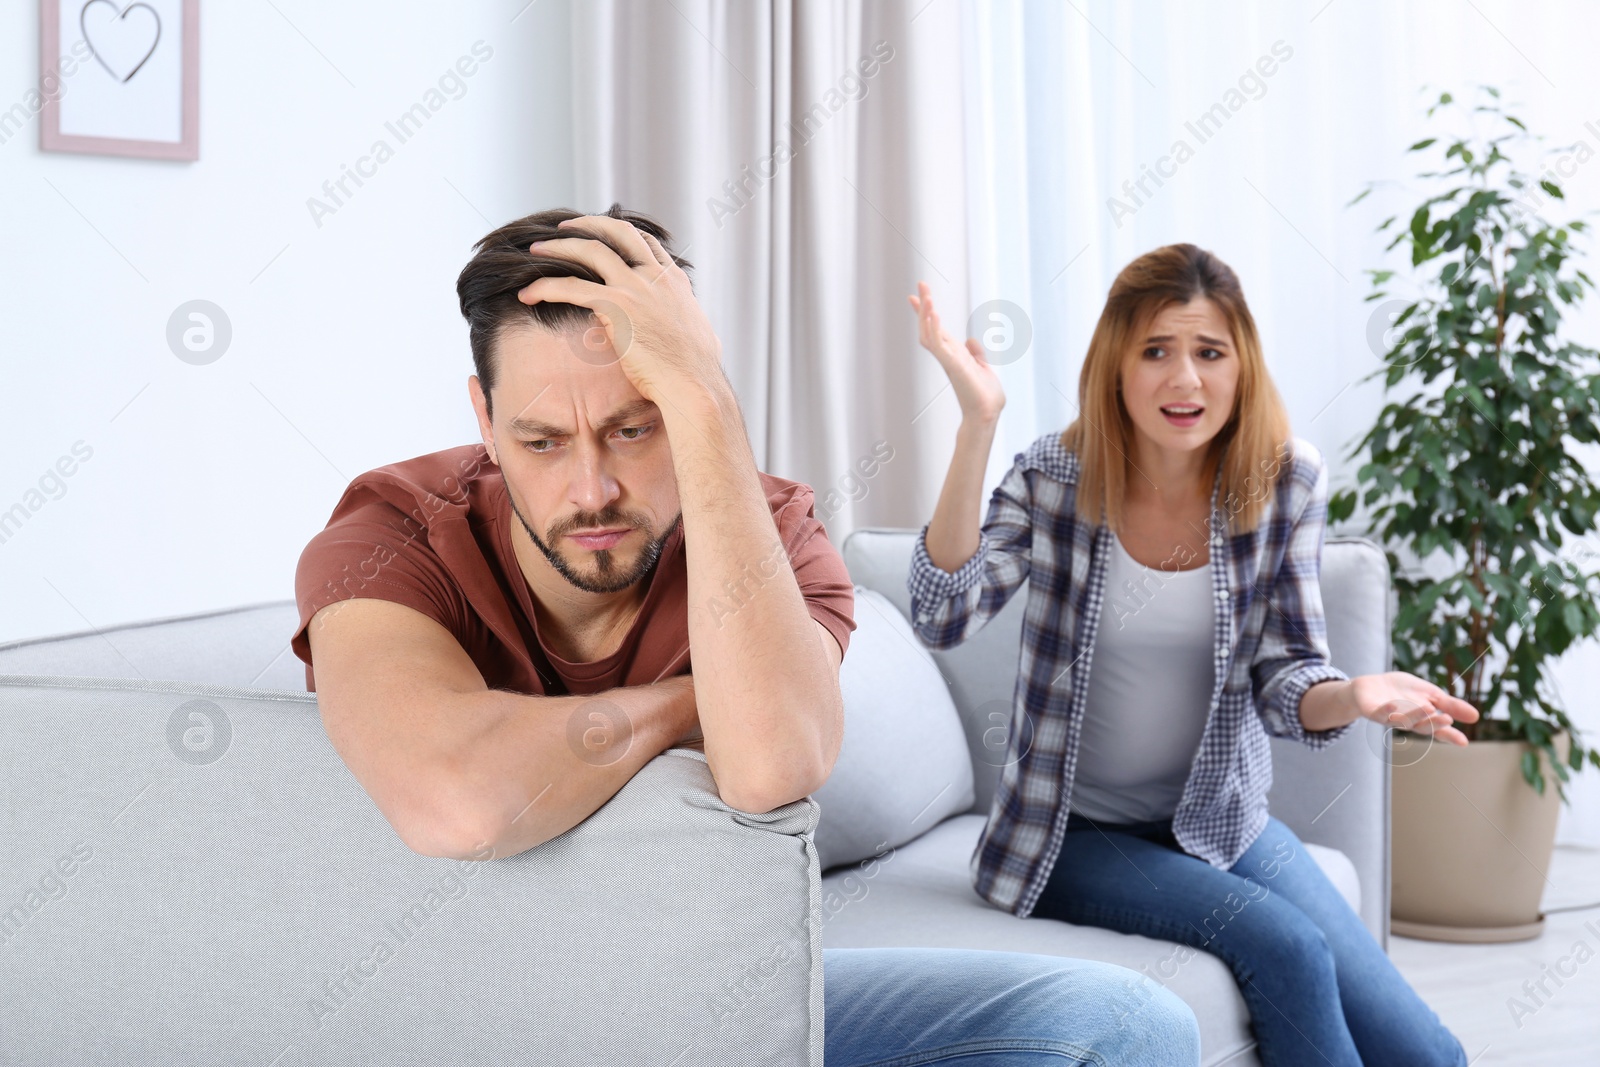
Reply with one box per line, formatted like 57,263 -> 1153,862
516,215 -> 846,814
307,597 -> 699,860
662,391 -> 846,813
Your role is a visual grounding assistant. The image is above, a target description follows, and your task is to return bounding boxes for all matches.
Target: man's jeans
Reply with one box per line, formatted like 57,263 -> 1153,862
823,946 -> 1201,1065
1031,814 -> 1467,1067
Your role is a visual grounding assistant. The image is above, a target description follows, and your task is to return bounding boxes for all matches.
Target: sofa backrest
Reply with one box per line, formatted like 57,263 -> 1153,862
0,600 -> 308,691
841,528 -> 1393,942
0,674 -> 824,1064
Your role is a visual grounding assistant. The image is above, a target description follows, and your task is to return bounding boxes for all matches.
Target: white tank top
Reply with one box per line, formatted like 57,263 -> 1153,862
1068,530 -> 1217,824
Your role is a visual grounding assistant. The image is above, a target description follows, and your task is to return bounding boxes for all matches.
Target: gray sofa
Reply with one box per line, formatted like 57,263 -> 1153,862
0,529 -> 1392,1065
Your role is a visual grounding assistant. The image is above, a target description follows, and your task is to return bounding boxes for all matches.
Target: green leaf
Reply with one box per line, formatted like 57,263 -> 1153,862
1410,138 -> 1438,152
1563,601 -> 1584,637
1540,179 -> 1564,199
1328,489 -> 1357,523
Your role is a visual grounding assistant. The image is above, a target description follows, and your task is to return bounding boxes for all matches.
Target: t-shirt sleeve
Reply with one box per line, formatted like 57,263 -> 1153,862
767,478 -> 857,660
290,494 -> 473,692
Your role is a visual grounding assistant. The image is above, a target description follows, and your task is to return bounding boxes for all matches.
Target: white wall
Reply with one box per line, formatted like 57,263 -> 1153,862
0,1 -> 573,641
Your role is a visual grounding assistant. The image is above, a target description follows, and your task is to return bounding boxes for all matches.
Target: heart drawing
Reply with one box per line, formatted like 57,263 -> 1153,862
80,0 -> 163,84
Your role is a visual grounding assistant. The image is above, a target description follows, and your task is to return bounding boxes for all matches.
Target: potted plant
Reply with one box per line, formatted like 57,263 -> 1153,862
1332,87 -> 1600,942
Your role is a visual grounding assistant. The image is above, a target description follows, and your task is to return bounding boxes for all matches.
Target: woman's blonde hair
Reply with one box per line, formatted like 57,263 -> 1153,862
1060,243 -> 1292,537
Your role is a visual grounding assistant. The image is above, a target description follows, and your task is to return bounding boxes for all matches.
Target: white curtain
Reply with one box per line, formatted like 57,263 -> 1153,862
571,0 -> 969,538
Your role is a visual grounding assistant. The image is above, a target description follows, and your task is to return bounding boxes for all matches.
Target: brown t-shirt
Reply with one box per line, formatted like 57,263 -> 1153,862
289,443 -> 856,695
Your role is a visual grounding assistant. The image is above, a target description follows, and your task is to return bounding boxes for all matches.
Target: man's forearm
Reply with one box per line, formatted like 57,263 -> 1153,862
450,676 -> 697,859
656,384 -> 842,811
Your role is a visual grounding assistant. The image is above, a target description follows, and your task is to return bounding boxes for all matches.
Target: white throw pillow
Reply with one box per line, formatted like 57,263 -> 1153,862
812,587 -> 976,871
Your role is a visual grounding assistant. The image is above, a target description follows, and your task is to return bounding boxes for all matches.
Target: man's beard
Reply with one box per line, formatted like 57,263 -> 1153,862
512,494 -> 681,594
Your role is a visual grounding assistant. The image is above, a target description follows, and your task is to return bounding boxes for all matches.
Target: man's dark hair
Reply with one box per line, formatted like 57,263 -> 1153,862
455,203 -> 694,418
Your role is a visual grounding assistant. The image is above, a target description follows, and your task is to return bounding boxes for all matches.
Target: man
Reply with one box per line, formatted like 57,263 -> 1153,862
289,204 -> 1200,1065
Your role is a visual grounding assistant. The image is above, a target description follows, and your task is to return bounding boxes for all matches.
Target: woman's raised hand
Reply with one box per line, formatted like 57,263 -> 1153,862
908,281 -> 1005,425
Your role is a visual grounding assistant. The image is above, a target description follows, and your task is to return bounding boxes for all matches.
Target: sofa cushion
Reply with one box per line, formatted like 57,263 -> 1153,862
817,813 -> 1361,1067
839,530 -> 1051,820
812,587 -> 975,873
0,675 -> 824,1065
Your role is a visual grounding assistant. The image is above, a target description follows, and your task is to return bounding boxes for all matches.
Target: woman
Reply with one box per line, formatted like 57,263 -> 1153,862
905,244 -> 1475,1067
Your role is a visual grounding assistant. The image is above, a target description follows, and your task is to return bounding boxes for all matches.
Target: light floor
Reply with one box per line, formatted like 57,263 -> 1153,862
1390,844 -> 1600,1065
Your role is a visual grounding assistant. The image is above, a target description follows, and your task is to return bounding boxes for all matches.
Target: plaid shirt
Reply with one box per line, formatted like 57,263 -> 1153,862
907,431 -> 1351,918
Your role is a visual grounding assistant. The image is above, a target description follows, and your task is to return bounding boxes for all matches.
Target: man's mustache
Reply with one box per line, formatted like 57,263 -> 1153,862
548,509 -> 652,541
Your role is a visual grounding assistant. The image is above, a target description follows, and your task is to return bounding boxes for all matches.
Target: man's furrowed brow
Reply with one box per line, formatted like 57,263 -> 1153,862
506,415 -> 566,438
604,399 -> 661,425
507,399 -> 659,437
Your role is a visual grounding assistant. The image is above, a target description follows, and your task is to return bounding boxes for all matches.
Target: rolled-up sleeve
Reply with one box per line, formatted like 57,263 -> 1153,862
290,496 -> 472,691
766,477 -> 858,661
907,455 -> 1034,650
1252,452 -> 1352,748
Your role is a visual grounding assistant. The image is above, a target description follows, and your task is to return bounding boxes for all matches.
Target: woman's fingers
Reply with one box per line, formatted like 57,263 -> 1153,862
1443,693 -> 1480,723
913,304 -> 956,362
914,282 -> 941,329
1384,701 -> 1469,745
918,288 -> 975,372
1386,701 -> 1437,728
911,288 -> 1000,423
1403,672 -> 1479,724
1364,678 -> 1477,746
1423,720 -> 1470,746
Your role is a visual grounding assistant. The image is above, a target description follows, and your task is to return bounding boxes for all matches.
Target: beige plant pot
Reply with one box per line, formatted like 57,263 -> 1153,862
1390,730 -> 1568,943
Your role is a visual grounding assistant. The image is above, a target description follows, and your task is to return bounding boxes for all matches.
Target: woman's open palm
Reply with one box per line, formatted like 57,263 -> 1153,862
908,281 -> 1005,424
1350,670 -> 1480,746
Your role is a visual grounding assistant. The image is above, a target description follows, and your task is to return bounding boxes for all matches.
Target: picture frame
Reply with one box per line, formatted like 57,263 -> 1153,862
40,0 -> 199,161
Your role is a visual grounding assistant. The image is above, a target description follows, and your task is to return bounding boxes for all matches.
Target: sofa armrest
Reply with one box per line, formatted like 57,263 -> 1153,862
1264,536 -> 1394,950
1266,723 -> 1389,947
0,675 -> 824,1065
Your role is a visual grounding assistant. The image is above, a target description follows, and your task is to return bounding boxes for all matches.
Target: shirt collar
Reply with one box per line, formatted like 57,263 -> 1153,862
1025,430 -> 1229,532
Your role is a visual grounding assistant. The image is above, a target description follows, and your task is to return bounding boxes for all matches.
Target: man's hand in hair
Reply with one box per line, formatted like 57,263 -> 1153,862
515,215 -> 728,414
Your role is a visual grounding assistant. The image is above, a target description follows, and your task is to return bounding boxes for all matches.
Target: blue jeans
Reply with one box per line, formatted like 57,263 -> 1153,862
1031,814 -> 1466,1067
822,946 -> 1201,1065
